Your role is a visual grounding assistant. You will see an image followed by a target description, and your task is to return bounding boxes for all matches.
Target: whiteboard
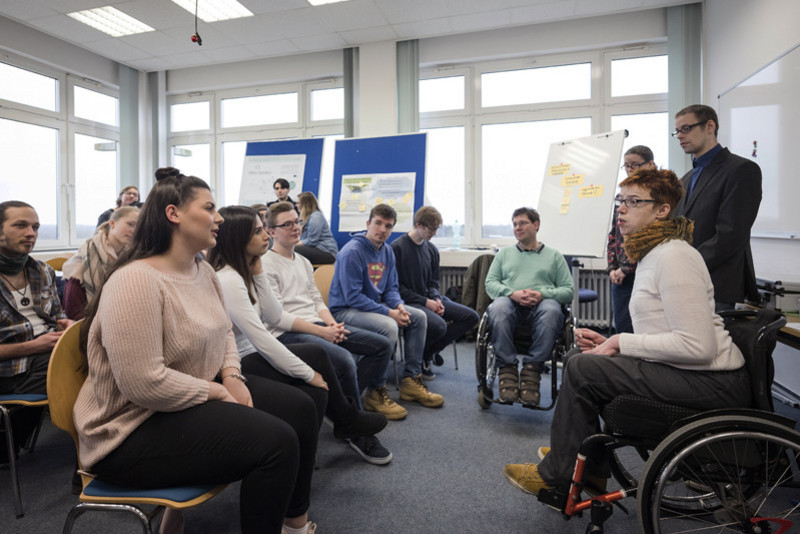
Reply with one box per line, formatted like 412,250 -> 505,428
536,130 -> 627,258
718,41 -> 800,239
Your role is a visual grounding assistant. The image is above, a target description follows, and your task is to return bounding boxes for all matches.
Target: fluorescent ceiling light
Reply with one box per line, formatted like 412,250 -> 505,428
68,7 -> 155,37
308,0 -> 354,4
170,0 -> 254,22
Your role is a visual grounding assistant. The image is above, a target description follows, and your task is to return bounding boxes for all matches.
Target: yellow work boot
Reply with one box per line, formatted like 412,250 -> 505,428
363,387 -> 408,420
537,446 -> 550,460
503,463 -> 552,496
399,374 -> 444,408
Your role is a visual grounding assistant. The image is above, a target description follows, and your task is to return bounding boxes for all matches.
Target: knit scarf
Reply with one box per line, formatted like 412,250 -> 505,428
61,229 -> 117,301
622,217 -> 694,263
0,251 -> 28,275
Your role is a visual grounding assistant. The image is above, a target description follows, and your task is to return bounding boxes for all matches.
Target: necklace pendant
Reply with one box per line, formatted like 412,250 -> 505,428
20,297 -> 30,306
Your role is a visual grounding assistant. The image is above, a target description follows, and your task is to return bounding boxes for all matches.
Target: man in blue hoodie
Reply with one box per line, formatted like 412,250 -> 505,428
329,203 -> 444,419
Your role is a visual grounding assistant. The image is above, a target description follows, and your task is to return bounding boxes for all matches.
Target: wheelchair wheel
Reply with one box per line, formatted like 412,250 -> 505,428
637,414 -> 800,534
475,313 -> 495,409
609,443 -> 651,490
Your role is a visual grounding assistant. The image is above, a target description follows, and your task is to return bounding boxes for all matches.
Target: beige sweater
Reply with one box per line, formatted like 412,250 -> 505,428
74,260 -> 241,469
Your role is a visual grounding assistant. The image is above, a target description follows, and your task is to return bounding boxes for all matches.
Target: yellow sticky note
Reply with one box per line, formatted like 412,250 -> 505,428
579,185 -> 604,198
561,196 -> 571,206
550,163 -> 570,175
402,192 -> 412,203
338,202 -> 347,210
559,203 -> 570,214
563,188 -> 572,197
353,193 -> 360,200
359,204 -> 366,212
387,198 -> 396,206
375,197 -> 382,204
561,174 -> 583,187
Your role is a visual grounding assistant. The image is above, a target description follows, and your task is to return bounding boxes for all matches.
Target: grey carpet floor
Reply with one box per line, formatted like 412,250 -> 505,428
3,340 -> 798,533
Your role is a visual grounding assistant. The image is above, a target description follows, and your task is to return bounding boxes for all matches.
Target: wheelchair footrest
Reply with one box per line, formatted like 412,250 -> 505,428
538,487 -> 568,513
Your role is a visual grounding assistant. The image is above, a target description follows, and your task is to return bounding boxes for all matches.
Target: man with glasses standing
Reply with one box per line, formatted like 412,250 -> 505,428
391,206 -> 479,379
672,104 -> 762,311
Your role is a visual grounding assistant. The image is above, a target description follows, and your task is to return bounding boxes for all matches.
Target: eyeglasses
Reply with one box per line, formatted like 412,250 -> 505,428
271,218 -> 302,230
671,120 -> 708,137
621,161 -> 647,171
614,195 -> 659,208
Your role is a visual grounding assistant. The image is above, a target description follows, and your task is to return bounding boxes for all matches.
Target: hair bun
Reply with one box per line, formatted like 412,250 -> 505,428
155,167 -> 182,182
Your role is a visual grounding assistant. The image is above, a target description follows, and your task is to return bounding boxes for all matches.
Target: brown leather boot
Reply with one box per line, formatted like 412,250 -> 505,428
498,364 -> 519,403
520,363 -> 541,406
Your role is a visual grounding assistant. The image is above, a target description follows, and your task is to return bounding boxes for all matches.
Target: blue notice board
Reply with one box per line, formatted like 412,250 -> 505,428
331,133 -> 427,248
240,139 -> 324,204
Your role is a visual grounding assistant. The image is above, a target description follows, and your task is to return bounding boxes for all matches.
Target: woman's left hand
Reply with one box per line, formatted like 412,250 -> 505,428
584,334 -> 621,356
223,376 -> 253,407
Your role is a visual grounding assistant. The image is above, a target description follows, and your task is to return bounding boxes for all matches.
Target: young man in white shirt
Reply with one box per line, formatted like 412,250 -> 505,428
262,202 -> 394,463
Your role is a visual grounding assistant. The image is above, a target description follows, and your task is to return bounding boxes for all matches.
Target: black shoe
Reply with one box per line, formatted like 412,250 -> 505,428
432,352 -> 444,366
348,435 -> 393,465
333,411 -> 388,440
421,360 -> 436,380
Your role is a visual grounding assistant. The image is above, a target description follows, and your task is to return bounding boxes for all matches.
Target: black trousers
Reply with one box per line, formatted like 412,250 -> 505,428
241,343 -> 359,429
92,373 -> 319,534
537,353 -> 751,488
294,245 -> 335,265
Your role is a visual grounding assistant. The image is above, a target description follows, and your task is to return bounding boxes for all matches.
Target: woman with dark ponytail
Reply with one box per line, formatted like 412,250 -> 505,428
74,167 -> 320,534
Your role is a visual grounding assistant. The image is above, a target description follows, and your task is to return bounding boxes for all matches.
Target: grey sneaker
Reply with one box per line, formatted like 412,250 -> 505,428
348,435 -> 393,465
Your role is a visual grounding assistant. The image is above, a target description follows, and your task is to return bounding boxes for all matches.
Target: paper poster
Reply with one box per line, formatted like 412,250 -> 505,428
338,172 -> 416,232
239,154 -> 306,206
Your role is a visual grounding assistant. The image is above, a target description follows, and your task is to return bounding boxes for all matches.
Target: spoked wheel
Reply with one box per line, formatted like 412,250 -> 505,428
475,313 -> 495,409
638,414 -> 800,534
609,443 -> 651,490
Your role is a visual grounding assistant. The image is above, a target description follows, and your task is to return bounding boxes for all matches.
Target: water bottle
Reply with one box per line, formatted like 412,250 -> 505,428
452,219 -> 461,249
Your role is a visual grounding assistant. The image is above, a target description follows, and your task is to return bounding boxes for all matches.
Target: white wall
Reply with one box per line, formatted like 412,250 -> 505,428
0,15 -> 119,85
704,0 -> 800,294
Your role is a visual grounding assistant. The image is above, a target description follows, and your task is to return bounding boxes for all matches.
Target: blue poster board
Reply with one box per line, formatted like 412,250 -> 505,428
331,133 -> 427,248
241,139 -> 324,204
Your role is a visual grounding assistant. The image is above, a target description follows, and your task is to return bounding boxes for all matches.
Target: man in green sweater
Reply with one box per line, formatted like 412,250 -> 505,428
485,207 -> 574,405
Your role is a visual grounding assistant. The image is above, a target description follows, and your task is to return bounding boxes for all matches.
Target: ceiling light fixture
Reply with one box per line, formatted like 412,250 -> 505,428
307,0 -> 354,5
170,0 -> 253,22
68,7 -> 155,37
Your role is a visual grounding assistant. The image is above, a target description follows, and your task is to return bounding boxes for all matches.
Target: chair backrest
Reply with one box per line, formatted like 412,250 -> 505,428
46,321 -> 86,452
313,264 -> 335,307
721,309 -> 786,412
46,255 -> 73,272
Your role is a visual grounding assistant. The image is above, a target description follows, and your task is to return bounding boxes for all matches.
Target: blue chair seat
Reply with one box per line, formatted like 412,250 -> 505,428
83,479 -> 220,503
578,288 -> 598,304
0,394 -> 48,403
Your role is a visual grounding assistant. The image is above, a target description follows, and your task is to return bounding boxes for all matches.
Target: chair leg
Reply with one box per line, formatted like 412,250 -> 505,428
452,340 -> 459,370
1,404 -> 24,518
62,502 -> 154,534
392,340 -> 401,390
25,407 -> 47,453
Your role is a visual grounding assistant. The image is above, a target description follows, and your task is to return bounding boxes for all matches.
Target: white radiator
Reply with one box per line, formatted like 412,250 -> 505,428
439,267 -> 612,329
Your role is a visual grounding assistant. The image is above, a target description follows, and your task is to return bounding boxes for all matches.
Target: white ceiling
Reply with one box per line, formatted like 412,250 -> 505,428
0,0 -> 695,72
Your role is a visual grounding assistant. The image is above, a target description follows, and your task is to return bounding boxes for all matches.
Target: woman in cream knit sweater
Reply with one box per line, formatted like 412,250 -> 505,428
74,168 -> 319,534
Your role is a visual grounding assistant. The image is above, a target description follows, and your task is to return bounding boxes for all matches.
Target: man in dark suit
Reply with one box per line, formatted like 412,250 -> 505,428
673,104 -> 762,311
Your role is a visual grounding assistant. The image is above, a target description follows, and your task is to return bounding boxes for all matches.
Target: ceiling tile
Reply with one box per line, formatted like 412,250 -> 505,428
119,30 -> 189,56
201,45 -> 258,62
289,32 -> 347,52
276,7 -> 333,38
113,0 -> 193,30
129,56 -> 175,71
80,37 -> 152,61
374,0 -> 448,24
240,0 -> 309,15
210,16 -> 286,46
340,25 -> 398,45
162,23 -> 241,49
393,18 -> 453,40
510,1 -> 577,25
0,0 -> 59,21
46,0 -> 115,14
159,49 -> 215,67
26,14 -> 114,43
244,39 -> 301,56
312,1 -> 388,32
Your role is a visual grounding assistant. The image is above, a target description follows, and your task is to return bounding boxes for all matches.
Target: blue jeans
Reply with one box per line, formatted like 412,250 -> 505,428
278,324 -> 393,404
486,296 -> 564,369
333,306 -> 427,381
409,296 -> 479,361
611,273 -> 634,334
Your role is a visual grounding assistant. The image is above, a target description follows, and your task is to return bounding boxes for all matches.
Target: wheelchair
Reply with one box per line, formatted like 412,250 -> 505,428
532,308 -> 800,533
474,301 -> 575,411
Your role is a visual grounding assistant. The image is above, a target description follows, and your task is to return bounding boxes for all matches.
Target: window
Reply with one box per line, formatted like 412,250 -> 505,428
73,85 -> 118,126
611,55 -> 668,97
610,112 -> 669,181
420,76 -> 465,113
221,92 -> 298,128
480,117 -> 592,237
0,118 -> 60,240
421,126 -> 465,237
74,133 -> 118,238
170,101 -> 210,132
222,140 -> 248,206
481,63 -> 591,107
172,143 -> 211,183
310,88 -> 344,121
0,61 -> 58,112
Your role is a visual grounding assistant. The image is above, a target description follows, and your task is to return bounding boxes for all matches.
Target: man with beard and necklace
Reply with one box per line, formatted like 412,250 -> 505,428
0,201 -> 72,459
